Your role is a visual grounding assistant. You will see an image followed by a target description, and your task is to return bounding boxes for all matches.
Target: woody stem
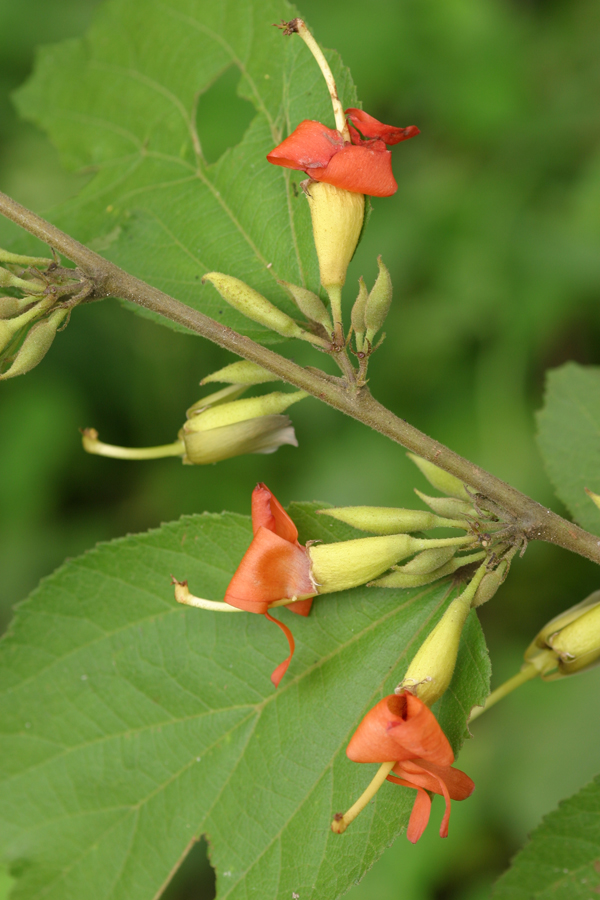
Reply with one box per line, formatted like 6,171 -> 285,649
292,20 -> 350,140
3,190 -> 600,566
331,761 -> 396,834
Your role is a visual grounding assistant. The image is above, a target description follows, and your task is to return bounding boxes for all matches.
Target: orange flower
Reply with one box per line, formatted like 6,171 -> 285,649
267,109 -> 419,197
224,483 -> 316,687
345,692 -> 474,842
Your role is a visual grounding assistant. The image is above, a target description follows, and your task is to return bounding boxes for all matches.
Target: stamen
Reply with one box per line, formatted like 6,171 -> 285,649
331,760 -> 395,834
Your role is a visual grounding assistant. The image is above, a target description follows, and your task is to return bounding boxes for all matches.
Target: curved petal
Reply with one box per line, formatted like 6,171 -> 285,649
287,597 -> 314,617
346,693 -> 454,765
415,759 -> 475,801
346,108 -> 420,146
393,761 -> 452,838
267,120 -> 344,171
224,526 -> 314,613
264,610 -> 295,688
251,482 -> 299,542
407,788 -> 431,844
310,144 -> 398,197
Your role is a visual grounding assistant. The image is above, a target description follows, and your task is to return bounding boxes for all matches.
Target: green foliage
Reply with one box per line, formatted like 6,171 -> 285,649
493,773 -> 600,899
14,0 -> 358,342
536,363 -> 600,535
0,504 -> 489,900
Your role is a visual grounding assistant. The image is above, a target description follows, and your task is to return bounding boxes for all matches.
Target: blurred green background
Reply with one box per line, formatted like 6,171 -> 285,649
1,0 -> 600,897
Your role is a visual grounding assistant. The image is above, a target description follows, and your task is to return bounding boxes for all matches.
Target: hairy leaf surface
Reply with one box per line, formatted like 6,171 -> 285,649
536,363 -> 600,534
15,0 -> 358,340
493,774 -> 600,899
0,503 -> 489,900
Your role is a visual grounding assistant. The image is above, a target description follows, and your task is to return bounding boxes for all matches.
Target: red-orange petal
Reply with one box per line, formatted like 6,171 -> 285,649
414,759 -> 475,801
346,693 -> 454,766
406,787 -> 431,844
251,482 -> 298,543
345,108 -> 420,146
264,610 -> 295,688
287,598 -> 314,617
267,119 -> 344,171
310,144 -> 397,197
224,526 -> 313,613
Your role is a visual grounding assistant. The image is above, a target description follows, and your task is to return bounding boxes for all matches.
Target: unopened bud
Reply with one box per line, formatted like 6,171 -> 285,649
202,273 -> 308,340
369,550 -> 486,588
0,302 -> 46,355
317,506 -> 468,533
407,453 -> 471,501
525,590 -> 600,679
0,248 -> 53,268
414,489 -> 476,520
399,564 -> 487,706
183,390 -> 307,434
0,295 -> 37,319
585,487 -> 600,511
279,280 -> 332,332
395,546 -> 456,575
364,256 -> 392,345
200,361 -> 280,386
186,384 -> 249,417
0,266 -> 45,293
181,414 -> 297,464
471,558 -> 510,608
351,277 -> 368,352
0,308 -> 67,380
306,182 -> 364,289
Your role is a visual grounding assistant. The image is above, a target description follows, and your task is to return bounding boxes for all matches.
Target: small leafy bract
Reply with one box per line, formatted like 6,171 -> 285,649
15,0 -> 358,341
0,503 -> 489,900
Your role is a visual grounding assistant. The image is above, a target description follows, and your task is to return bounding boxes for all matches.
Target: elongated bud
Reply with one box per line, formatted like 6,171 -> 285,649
370,550 -> 486,588
364,255 -> 392,345
0,249 -> 53,267
399,564 -> 487,706
414,489 -> 476,520
309,533 -> 419,594
0,302 -> 47,355
0,295 -> 39,319
585,487 -> 600,511
306,182 -> 365,289
202,273 -> 309,341
407,453 -> 471,501
181,414 -> 297,464
279,280 -> 333,332
395,546 -> 456,575
184,391 -> 307,434
200,361 -> 280,386
471,557 -> 511,608
0,308 -> 68,380
0,266 -> 45,293
351,277 -> 368,352
317,506 -> 468,533
525,590 -> 600,679
186,384 -> 249,418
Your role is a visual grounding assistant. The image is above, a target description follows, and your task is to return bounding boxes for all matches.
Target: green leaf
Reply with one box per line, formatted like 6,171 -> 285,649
493,773 -> 600,899
14,0 -> 358,341
536,362 -> 600,534
0,503 -> 489,900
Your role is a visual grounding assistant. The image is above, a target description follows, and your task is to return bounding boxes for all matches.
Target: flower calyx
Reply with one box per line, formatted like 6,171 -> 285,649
524,589 -> 600,679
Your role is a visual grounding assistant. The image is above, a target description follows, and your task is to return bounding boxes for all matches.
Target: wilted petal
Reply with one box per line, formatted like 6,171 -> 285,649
310,144 -> 398,197
264,611 -> 295,688
346,108 -> 420,146
182,415 -> 296,465
267,119 -> 345,171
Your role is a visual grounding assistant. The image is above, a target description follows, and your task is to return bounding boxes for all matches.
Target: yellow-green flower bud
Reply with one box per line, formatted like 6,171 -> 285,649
0,249 -> 53,267
369,550 -> 486,588
200,361 -> 280,386
0,303 -> 46,355
364,255 -> 392,346
524,590 -> 600,679
395,546 -> 457,575
0,295 -> 36,319
186,384 -> 249,418
585,487 -> 600,511
306,182 -> 365,289
351,277 -> 368,352
181,414 -> 297,464
183,391 -> 307,434
414,489 -> 476,520
309,533 -> 419,594
202,273 -> 308,340
399,564 -> 487,706
0,266 -> 45,293
407,453 -> 471,501
279,280 -> 333,332
471,558 -> 510,608
0,308 -> 67,380
317,506 -> 468,533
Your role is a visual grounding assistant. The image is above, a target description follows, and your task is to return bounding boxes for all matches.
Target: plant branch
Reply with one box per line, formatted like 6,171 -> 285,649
2,190 -> 600,564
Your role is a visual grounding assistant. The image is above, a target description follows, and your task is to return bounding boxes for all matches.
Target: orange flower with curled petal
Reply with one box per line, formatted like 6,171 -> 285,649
267,109 -> 419,197
337,692 -> 474,842
224,483 -> 316,687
